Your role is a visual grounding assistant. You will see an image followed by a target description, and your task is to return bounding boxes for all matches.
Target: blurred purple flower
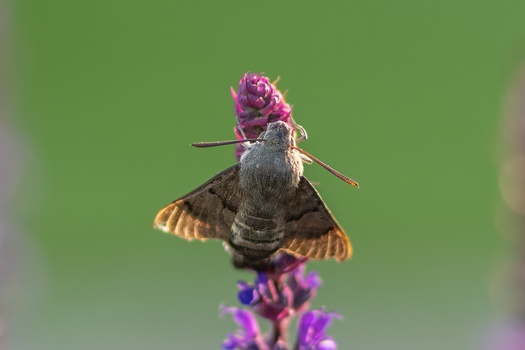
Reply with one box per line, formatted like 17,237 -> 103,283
486,319 -> 525,350
221,306 -> 267,350
231,73 -> 293,160
489,66 -> 525,349
0,4 -> 26,348
295,309 -> 340,350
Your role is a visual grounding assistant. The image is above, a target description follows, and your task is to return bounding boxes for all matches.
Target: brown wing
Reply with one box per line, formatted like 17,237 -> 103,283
153,165 -> 241,241
280,176 -> 352,261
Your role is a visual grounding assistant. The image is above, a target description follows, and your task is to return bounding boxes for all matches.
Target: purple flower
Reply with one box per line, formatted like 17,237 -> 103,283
237,281 -> 260,305
221,306 -> 267,350
237,253 -> 321,322
223,253 -> 337,348
295,309 -> 341,350
287,266 -> 322,311
487,64 -> 525,349
231,73 -> 293,160
486,319 -> 525,350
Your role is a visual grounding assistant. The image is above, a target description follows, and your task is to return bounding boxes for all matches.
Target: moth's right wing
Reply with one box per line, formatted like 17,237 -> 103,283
153,164 -> 241,241
281,176 -> 352,261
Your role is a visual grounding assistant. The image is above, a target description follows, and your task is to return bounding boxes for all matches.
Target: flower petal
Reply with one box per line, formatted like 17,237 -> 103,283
222,333 -> 243,349
238,287 -> 260,305
221,306 -> 260,338
305,271 -> 322,288
298,311 -> 316,344
317,338 -> 337,350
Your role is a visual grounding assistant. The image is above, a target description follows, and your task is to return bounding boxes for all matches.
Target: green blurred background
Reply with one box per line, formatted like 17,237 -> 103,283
7,0 -> 525,349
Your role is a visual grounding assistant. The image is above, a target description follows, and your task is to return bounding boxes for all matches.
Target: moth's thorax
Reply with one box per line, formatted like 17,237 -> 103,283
239,142 -> 303,204
238,121 -> 303,196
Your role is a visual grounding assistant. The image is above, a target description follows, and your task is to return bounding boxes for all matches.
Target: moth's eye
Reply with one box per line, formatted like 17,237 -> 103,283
276,131 -> 283,139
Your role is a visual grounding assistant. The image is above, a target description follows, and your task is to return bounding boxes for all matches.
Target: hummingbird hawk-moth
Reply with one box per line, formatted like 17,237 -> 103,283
153,121 -> 358,269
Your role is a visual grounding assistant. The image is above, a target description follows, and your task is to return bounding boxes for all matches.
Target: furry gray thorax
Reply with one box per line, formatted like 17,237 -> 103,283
238,121 -> 304,214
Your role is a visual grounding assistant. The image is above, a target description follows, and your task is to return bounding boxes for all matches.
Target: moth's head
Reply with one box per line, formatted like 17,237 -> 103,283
261,121 -> 294,149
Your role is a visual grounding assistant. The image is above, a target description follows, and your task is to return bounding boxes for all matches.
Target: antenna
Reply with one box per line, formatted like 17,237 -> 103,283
291,146 -> 359,187
192,139 -> 264,148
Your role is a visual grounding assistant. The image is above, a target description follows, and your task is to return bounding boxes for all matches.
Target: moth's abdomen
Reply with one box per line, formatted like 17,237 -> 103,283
228,214 -> 284,259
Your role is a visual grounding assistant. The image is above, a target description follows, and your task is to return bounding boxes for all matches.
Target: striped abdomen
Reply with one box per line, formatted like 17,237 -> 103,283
228,212 -> 285,261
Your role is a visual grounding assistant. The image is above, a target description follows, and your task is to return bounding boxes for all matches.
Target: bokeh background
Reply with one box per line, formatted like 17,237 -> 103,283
5,1 -> 525,349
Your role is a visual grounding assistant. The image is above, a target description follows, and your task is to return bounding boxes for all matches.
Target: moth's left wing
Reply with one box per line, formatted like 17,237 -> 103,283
281,176 -> 352,261
153,164 -> 241,241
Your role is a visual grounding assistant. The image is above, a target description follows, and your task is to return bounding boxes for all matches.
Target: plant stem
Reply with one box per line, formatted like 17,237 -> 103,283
271,317 -> 289,348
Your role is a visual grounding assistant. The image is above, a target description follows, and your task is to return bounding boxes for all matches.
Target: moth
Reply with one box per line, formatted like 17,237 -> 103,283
154,121 -> 358,269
